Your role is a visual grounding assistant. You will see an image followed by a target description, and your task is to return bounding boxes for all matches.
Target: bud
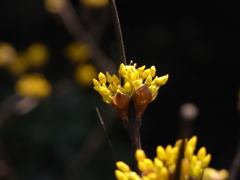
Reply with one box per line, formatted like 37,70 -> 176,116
112,92 -> 131,121
132,84 -> 152,119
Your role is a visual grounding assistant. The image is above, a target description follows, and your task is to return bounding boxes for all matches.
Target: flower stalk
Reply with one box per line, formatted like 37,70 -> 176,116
108,0 -> 126,64
123,100 -> 142,150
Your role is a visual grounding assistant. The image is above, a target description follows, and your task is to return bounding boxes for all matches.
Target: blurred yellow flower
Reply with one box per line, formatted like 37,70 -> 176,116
202,167 -> 228,180
15,74 -> 52,99
75,64 -> 98,87
6,53 -> 29,75
64,42 -> 91,63
93,62 -> 168,120
115,136 -> 214,180
80,0 -> 109,8
0,42 -> 17,67
44,0 -> 66,13
24,43 -> 49,68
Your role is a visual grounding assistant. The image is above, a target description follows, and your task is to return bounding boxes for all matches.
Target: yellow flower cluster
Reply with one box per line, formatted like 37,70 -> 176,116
0,42 -> 49,75
93,62 -> 168,120
44,0 -> 66,13
202,167 -> 228,180
15,74 -> 52,99
24,43 -> 49,68
75,64 -> 98,86
115,136 -> 213,180
64,42 -> 91,63
0,42 -> 17,66
80,0 -> 109,8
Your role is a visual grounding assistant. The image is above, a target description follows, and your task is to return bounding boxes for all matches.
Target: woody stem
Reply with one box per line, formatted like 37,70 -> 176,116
109,0 -> 127,64
123,101 -> 142,151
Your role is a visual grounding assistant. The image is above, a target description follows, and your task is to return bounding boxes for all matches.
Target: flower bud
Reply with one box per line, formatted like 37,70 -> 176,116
112,92 -> 131,121
132,84 -> 152,119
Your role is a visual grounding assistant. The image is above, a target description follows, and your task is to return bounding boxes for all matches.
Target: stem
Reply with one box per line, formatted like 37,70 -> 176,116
59,1 -> 117,73
125,119 -> 142,151
228,142 -> 240,180
173,139 -> 185,180
228,89 -> 240,180
109,0 -> 127,64
123,101 -> 142,151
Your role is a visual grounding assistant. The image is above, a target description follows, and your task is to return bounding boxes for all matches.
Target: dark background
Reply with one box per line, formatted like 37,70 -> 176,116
0,0 -> 240,179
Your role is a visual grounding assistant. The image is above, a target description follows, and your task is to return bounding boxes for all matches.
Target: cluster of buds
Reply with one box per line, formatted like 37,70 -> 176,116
93,62 -> 168,121
115,136 -> 217,180
15,73 -> 52,99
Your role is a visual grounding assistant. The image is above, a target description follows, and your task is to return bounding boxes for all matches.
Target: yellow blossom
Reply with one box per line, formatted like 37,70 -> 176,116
44,0 -> 66,13
24,43 -> 49,68
93,62 -> 168,120
80,0 -> 109,8
6,53 -> 29,75
64,42 -> 91,63
0,42 -> 17,66
75,64 -> 98,87
202,167 -> 228,180
115,136 -> 216,180
15,74 -> 52,99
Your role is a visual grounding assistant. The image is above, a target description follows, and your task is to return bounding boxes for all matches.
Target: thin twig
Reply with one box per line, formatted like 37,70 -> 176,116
228,89 -> 240,180
65,106 -> 117,180
109,0 -> 127,64
59,1 -> 117,73
95,107 -> 117,161
173,139 -> 185,180
0,94 -> 22,127
0,139 -> 19,180
228,142 -> 240,180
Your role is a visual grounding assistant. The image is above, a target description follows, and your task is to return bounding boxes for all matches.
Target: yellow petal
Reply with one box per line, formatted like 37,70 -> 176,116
98,72 -> 106,84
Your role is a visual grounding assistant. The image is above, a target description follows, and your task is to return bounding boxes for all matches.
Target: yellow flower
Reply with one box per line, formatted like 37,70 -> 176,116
75,64 -> 98,87
24,43 -> 49,68
0,42 -> 17,67
93,62 -> 168,120
15,74 -> 52,99
202,167 -> 228,180
44,0 -> 66,13
64,42 -> 91,63
115,136 -> 214,180
6,53 -> 29,75
80,0 -> 109,8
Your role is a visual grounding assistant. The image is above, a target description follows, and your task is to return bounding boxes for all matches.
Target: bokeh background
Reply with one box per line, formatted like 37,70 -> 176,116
0,0 -> 240,179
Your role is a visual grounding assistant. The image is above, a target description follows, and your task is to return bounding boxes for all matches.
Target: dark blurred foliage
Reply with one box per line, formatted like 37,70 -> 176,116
0,0 -> 240,179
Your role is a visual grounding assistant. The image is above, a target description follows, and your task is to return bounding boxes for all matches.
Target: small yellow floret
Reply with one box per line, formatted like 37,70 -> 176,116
0,42 -> 17,66
197,147 -> 207,160
202,168 -> 228,180
64,42 -> 91,63
115,170 -> 128,180
201,154 -> 211,168
80,0 -> 109,8
116,162 -> 131,173
44,0 -> 66,13
150,66 -> 156,77
24,43 -> 49,68
157,145 -> 166,161
143,158 -> 154,170
156,74 -> 169,85
15,74 -> 51,98
75,64 -> 98,86
135,149 -> 146,161
98,72 -> 107,84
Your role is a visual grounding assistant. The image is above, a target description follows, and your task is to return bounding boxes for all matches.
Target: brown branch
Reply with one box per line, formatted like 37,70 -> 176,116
123,101 -> 142,151
59,1 -> 117,73
109,0 -> 127,65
